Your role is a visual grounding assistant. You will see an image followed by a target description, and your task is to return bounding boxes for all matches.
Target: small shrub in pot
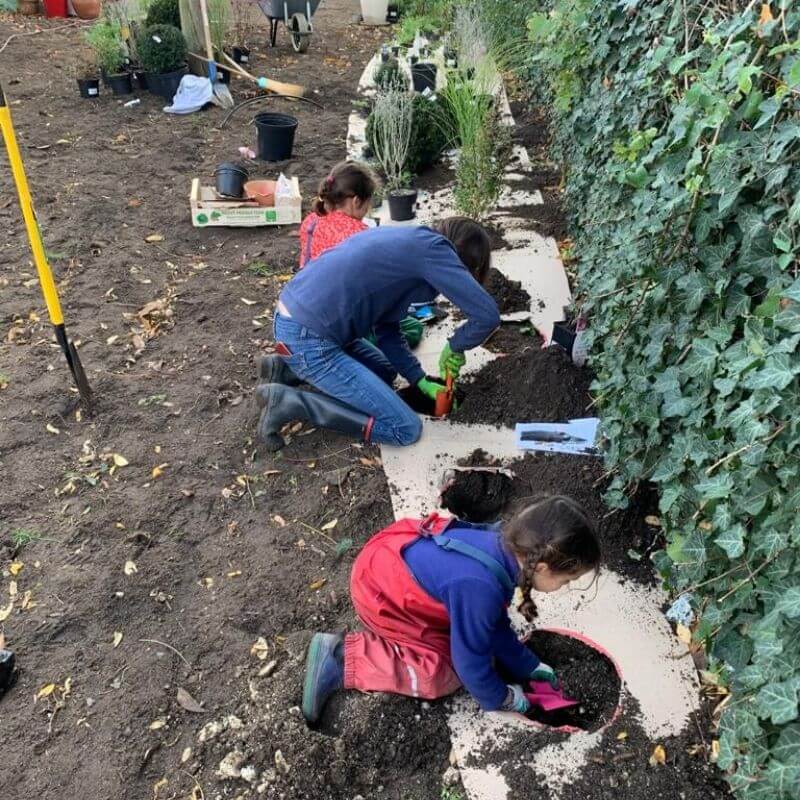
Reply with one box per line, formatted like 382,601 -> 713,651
85,19 -> 132,94
74,49 -> 101,99
373,58 -> 409,92
145,0 -> 181,28
137,23 -> 188,99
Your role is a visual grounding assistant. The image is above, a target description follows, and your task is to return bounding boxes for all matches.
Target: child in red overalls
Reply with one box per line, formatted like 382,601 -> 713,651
302,495 -> 601,723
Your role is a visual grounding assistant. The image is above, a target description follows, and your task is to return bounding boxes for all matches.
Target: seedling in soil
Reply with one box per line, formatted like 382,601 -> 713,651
441,789 -> 465,800
249,261 -> 282,277
10,529 -> 42,549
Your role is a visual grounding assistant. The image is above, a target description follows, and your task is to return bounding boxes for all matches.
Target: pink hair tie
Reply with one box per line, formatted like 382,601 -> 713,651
325,175 -> 334,187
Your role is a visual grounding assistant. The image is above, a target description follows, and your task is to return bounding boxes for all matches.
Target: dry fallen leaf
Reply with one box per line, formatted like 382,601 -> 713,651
321,518 -> 338,531
112,454 -> 129,467
151,463 -> 168,479
241,298 -> 257,305
644,515 -> 661,527
0,632 -> 5,649
759,3 -> 774,25
145,234 -> 164,243
124,560 -> 138,576
36,683 -> 56,700
106,335 -> 119,346
227,570 -> 242,578
272,515 -> 286,527
616,731 -> 628,741
153,777 -> 168,799
9,581 -> 17,597
649,744 -> 666,767
181,747 -> 192,764
309,578 -> 327,591
176,687 -> 206,713
46,423 -> 60,435
149,718 -> 167,730
711,739 -> 720,762
0,600 -> 13,622
676,623 -> 692,645
113,631 -> 123,648
9,561 -> 23,576
251,636 -> 270,660
20,590 -> 35,610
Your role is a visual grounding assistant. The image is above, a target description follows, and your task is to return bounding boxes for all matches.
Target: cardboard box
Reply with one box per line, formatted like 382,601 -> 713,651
190,177 -> 302,228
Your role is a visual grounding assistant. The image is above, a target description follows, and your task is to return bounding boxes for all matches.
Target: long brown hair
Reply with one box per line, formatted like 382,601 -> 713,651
431,217 -> 492,284
313,161 -> 379,216
503,495 -> 601,621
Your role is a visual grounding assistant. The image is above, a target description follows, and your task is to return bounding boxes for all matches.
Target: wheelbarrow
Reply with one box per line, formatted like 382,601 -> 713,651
256,0 -> 321,53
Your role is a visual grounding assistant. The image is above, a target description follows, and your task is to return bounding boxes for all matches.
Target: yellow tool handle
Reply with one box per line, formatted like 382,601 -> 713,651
0,85 -> 64,325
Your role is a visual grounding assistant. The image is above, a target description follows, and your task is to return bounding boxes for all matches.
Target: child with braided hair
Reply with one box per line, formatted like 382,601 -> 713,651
301,495 -> 602,724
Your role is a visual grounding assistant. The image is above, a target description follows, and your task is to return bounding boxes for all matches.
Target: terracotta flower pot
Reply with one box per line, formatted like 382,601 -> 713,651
71,0 -> 100,19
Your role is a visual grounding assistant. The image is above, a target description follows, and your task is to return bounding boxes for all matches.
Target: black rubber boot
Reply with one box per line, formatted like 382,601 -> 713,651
256,383 -> 374,452
257,354 -> 302,387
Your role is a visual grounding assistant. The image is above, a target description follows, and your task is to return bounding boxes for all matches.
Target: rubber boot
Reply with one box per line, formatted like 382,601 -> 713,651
256,383 -> 374,452
302,632 -> 344,726
257,354 -> 302,387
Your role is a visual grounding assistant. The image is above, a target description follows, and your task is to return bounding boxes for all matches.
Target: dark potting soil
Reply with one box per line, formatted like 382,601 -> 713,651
505,453 -> 661,584
476,695 -> 731,800
485,267 -> 531,314
498,199 -> 568,241
484,221 -> 511,251
485,322 -> 542,354
440,469 -> 513,522
521,630 -> 620,731
453,342 -> 593,428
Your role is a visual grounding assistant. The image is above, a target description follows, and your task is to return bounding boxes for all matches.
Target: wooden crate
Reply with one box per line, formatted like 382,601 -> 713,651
190,177 -> 302,227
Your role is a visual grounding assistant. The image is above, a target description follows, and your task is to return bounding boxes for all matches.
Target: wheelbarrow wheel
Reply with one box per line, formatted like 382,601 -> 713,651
290,12 -> 310,53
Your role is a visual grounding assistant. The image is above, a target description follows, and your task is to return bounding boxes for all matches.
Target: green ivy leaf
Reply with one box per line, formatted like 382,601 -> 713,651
773,724 -> 800,763
695,472 -> 735,500
743,355 -> 796,390
776,587 -> 800,619
716,524 -> 746,558
755,680 -> 799,725
764,758 -> 800,798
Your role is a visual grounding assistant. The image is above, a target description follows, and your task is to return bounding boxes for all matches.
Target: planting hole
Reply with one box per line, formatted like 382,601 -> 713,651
397,377 -> 466,416
515,630 -> 621,732
440,469 -> 512,523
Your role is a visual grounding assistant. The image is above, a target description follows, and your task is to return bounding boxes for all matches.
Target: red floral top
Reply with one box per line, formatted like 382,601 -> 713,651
299,210 -> 367,267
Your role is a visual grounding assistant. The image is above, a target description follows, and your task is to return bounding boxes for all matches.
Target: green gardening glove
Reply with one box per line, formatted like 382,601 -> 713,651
530,661 -> 559,689
439,342 -> 466,380
417,377 -> 442,401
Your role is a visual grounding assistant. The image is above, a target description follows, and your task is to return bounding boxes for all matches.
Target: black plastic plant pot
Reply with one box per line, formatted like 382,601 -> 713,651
108,71 -> 134,96
217,65 -> 231,85
254,112 -> 299,161
380,47 -> 389,63
412,62 -> 437,93
387,188 -> 418,221
409,54 -> 419,65
77,78 -> 100,99
391,45 -> 400,56
133,69 -> 149,90
146,67 -> 188,100
232,46 -> 250,65
386,4 -> 398,22
214,162 -> 249,198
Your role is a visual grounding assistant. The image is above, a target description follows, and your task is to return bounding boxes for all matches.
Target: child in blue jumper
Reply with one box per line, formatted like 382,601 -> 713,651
302,495 -> 602,724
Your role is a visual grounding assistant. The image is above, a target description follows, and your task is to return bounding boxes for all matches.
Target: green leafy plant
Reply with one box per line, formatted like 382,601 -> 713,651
373,57 -> 410,92
476,0 -> 800,796
370,88 -> 415,191
397,14 -> 440,46
207,0 -> 230,55
367,93 -> 451,174
85,19 -> 128,75
11,529 -> 42,549
442,67 -> 510,219
145,0 -> 181,28
137,23 -> 187,74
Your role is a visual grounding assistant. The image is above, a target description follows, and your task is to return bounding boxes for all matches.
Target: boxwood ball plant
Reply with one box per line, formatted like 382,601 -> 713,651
136,23 -> 188,75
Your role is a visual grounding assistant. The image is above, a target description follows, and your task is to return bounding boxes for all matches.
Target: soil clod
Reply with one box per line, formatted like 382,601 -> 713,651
440,469 -> 512,522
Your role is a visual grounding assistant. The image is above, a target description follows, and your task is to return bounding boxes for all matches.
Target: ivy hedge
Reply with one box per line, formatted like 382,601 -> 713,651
477,0 -> 800,797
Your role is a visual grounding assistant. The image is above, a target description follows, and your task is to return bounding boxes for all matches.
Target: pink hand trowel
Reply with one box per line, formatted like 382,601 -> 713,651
525,680 -> 579,712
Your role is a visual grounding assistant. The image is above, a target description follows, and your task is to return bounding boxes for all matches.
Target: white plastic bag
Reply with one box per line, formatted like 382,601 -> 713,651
274,173 -> 294,200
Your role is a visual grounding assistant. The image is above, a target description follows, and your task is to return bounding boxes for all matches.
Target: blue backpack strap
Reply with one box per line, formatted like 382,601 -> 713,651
432,535 -> 515,596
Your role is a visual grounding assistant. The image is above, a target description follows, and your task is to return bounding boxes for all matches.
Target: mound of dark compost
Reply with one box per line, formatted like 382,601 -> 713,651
453,345 -> 592,428
398,376 -> 466,415
485,267 -> 531,314
523,630 -> 620,731
440,469 -> 513,522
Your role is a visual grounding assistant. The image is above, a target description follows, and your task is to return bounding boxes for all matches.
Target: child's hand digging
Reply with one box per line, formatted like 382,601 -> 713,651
501,684 -> 531,714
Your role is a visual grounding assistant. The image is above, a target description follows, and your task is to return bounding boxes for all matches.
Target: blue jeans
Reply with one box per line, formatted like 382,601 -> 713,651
274,313 -> 422,447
